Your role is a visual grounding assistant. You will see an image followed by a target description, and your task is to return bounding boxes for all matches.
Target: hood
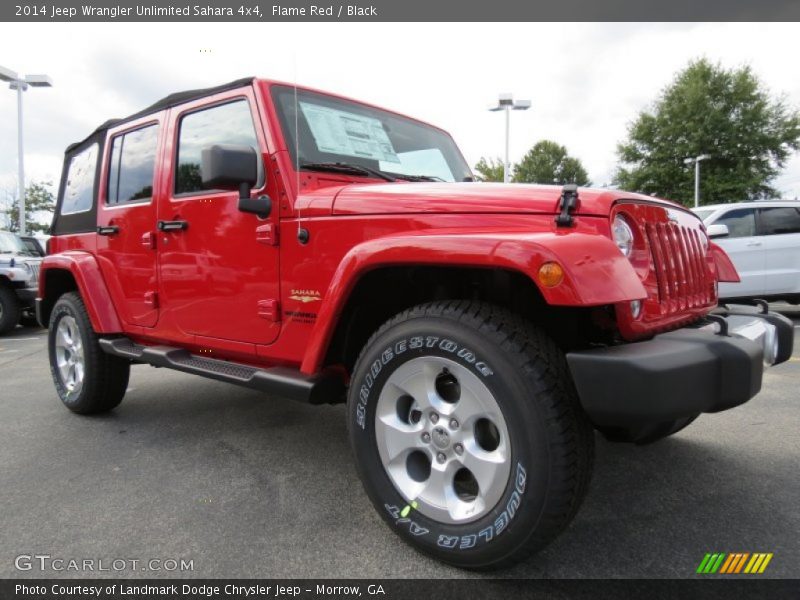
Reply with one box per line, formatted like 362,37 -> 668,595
327,182 -> 680,217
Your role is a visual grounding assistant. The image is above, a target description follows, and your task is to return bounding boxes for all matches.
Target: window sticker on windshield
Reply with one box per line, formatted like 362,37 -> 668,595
300,102 -> 400,163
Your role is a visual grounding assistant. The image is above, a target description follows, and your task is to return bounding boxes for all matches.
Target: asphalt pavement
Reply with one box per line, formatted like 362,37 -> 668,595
1,308 -> 798,579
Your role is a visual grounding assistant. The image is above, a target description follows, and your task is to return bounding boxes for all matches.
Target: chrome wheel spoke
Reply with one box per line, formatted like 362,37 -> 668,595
377,414 -> 423,462
459,442 -> 507,494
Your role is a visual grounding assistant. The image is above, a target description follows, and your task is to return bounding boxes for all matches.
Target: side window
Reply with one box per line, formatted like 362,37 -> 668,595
758,207 -> 800,235
61,143 -> 98,215
107,124 -> 159,204
175,99 -> 263,195
714,208 -> 756,238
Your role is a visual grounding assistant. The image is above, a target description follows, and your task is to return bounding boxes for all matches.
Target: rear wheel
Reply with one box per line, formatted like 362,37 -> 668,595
347,300 -> 594,569
48,292 -> 130,414
0,286 -> 21,334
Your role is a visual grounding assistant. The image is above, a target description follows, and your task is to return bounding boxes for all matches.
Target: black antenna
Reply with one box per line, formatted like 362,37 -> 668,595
294,56 -> 308,244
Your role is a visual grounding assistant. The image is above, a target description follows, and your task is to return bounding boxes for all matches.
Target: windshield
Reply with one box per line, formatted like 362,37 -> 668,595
272,86 -> 472,183
0,232 -> 28,255
692,209 -> 715,222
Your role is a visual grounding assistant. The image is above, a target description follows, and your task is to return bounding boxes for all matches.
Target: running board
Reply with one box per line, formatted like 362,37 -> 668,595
98,337 -> 344,405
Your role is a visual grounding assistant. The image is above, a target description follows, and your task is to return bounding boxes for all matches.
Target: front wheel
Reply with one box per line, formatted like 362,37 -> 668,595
48,292 -> 130,414
347,301 -> 594,570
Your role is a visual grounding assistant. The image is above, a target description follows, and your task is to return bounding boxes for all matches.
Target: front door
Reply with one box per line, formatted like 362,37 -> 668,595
157,88 -> 281,345
95,117 -> 163,328
712,207 -> 765,298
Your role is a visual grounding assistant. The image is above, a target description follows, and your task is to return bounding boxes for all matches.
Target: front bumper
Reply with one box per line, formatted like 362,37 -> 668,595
566,307 -> 794,429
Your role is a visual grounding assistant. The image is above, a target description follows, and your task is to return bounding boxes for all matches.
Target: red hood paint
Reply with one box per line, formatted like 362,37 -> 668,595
301,182 -> 688,218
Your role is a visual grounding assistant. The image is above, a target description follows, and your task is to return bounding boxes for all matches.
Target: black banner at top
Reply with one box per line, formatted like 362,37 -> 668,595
4,0 -> 800,22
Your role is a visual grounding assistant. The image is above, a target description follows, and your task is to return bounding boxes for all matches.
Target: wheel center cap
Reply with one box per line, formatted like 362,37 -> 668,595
431,427 -> 450,450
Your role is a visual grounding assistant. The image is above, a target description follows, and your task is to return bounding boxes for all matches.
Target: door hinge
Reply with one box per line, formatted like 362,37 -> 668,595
258,299 -> 280,322
256,223 -> 278,246
144,291 -> 159,308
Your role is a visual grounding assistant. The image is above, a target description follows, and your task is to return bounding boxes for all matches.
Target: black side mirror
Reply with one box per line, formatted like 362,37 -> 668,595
200,144 -> 271,217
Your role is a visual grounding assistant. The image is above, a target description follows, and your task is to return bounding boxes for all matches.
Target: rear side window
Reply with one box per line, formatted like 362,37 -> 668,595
107,124 -> 159,204
61,143 -> 98,215
174,99 -> 263,195
758,207 -> 800,235
714,208 -> 756,238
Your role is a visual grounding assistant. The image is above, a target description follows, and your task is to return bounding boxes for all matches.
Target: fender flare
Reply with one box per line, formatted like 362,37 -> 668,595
38,251 -> 122,333
300,230 -> 647,373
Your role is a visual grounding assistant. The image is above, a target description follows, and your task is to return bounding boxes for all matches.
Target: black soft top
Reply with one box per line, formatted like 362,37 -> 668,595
66,76 -> 255,152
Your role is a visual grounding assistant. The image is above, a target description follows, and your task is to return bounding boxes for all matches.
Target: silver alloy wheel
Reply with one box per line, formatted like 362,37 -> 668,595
375,356 -> 512,524
54,315 -> 85,394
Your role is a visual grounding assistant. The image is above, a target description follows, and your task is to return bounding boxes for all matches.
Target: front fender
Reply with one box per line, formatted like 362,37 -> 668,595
300,230 -> 646,373
39,252 -> 122,333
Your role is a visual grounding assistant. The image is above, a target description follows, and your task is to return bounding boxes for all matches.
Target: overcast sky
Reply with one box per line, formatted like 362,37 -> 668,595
1,22 -> 799,203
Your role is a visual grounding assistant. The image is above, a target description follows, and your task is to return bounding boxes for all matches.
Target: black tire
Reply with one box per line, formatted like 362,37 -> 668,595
597,415 -> 699,445
0,285 -> 21,334
48,292 -> 130,414
347,300 -> 594,570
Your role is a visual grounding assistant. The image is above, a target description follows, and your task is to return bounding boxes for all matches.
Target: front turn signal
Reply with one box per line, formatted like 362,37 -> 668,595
538,262 -> 564,287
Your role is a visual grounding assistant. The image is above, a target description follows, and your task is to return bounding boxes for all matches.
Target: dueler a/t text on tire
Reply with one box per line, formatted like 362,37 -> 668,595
48,292 -> 130,414
347,300 -> 594,569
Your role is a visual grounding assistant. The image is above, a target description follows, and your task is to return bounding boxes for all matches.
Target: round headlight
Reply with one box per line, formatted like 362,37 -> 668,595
612,215 -> 634,257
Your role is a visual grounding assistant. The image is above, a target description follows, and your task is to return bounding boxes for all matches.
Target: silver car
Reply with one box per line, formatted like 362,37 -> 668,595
693,200 -> 800,303
0,231 -> 43,333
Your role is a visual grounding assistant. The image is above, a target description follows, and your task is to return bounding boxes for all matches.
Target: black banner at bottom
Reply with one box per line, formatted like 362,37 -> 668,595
2,579 -> 798,600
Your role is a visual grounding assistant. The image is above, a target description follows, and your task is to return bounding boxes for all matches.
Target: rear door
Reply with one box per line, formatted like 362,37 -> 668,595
95,116 -> 163,328
710,207 -> 765,298
756,206 -> 800,295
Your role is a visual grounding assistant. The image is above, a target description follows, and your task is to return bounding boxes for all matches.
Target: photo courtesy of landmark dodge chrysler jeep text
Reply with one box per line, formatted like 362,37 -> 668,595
37,78 -> 794,569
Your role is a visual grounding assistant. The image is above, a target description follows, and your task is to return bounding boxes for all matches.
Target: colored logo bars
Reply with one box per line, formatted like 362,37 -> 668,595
697,552 -> 773,574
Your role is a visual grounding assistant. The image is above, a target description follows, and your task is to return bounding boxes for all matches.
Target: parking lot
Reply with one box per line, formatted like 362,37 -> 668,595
1,308 -> 798,579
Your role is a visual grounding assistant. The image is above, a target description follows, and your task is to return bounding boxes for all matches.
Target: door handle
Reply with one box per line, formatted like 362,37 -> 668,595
745,241 -> 762,247
97,225 -> 120,236
157,220 -> 189,232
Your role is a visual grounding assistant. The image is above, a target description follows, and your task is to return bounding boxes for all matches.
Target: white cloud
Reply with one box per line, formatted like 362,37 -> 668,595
0,22 -> 798,199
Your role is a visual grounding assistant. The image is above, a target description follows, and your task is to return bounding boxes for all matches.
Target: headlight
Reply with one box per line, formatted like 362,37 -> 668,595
612,215 -> 634,257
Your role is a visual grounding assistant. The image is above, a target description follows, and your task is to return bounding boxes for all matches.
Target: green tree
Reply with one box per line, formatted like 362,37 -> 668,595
2,181 -> 56,233
615,58 -> 800,205
513,140 -> 591,185
473,157 -> 505,182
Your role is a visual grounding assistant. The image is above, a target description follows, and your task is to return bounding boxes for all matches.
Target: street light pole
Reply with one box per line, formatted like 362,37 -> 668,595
0,66 -> 53,235
489,94 -> 531,184
14,81 -> 26,235
684,154 -> 711,208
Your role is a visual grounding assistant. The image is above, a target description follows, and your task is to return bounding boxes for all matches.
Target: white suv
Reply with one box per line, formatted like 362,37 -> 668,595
693,201 -> 800,302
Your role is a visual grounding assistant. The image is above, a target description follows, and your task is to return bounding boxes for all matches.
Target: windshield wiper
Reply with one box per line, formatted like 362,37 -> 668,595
300,161 -> 396,182
385,173 -> 445,182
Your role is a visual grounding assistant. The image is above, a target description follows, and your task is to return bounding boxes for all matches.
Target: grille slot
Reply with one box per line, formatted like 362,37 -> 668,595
645,222 -> 712,315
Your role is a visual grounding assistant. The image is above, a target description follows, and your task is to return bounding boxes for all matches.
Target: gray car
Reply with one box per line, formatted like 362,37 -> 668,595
0,231 -> 42,333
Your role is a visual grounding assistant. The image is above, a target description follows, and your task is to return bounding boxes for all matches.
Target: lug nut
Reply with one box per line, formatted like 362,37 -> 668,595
421,432 -> 431,443
437,452 -> 446,464
430,413 -> 439,424
449,418 -> 459,429
454,443 -> 464,455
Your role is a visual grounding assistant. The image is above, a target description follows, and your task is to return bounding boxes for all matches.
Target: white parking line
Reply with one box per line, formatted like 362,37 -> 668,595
1,337 -> 43,341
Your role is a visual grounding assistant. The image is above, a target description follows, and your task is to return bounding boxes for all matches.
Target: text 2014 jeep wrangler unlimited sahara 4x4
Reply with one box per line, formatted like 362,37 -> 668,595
38,78 -> 793,569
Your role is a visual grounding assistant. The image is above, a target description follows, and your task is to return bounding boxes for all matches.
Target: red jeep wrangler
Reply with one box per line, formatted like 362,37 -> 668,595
38,77 -> 793,569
